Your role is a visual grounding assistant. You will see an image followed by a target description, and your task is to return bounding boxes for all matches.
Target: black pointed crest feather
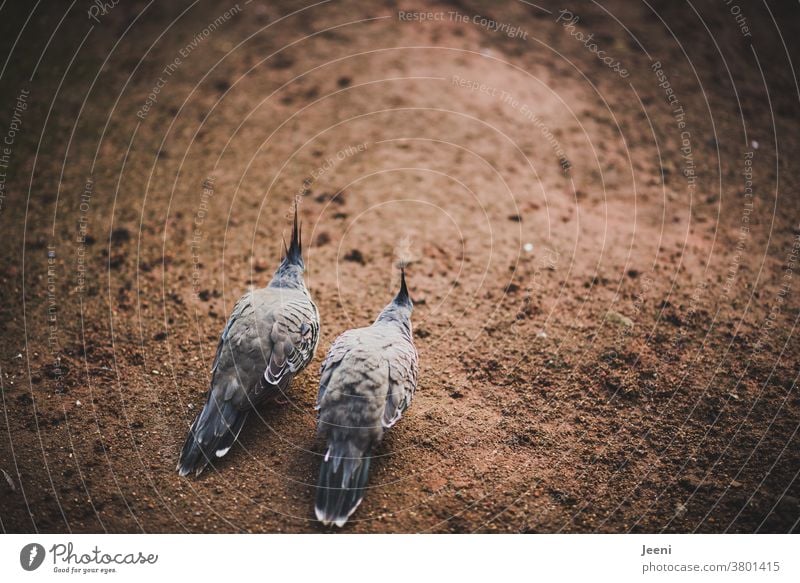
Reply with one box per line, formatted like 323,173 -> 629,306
286,206 -> 303,265
395,266 -> 411,306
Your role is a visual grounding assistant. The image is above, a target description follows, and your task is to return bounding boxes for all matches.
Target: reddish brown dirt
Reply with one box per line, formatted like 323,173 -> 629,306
1,0 -> 799,533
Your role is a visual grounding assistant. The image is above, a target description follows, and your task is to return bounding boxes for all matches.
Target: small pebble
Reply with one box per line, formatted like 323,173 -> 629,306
523,243 -> 534,253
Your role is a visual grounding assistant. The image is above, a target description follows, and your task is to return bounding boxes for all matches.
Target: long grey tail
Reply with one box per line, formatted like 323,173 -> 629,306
177,396 -> 249,477
315,440 -> 372,527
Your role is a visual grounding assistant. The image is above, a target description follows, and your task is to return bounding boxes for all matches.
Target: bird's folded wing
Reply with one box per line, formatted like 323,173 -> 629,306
382,343 -> 418,429
211,293 -> 253,375
317,331 -> 358,407
289,318 -> 318,372
264,300 -> 317,387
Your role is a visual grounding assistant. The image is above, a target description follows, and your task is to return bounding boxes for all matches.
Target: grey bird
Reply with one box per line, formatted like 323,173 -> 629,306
177,209 -> 319,477
314,267 -> 418,527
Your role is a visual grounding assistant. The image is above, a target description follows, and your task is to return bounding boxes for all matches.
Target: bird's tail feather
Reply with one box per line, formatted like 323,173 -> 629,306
315,441 -> 371,527
177,397 -> 248,477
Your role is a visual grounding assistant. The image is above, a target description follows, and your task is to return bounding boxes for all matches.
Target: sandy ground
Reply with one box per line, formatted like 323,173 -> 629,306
1,0 -> 799,533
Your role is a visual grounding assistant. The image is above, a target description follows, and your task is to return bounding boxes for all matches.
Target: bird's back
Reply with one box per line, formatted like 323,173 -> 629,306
318,322 -> 416,443
214,286 -> 318,404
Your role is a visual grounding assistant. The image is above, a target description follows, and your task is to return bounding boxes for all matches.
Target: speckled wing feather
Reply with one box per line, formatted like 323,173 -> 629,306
382,341 -> 418,429
316,325 -> 416,438
264,294 -> 319,390
211,293 -> 254,376
316,329 -> 359,407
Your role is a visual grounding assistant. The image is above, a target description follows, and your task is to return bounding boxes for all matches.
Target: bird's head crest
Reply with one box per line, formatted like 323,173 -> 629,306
283,205 -> 303,268
393,262 -> 412,308
270,205 -> 306,289
376,261 -> 414,327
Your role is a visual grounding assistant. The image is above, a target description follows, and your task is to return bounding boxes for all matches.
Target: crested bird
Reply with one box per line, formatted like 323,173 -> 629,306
314,267 -> 418,527
177,208 -> 319,477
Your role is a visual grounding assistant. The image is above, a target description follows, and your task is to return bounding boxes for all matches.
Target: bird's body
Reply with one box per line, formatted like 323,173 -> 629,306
177,211 -> 318,477
315,270 -> 418,527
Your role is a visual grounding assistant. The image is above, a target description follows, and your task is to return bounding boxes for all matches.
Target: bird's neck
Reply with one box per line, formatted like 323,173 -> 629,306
376,313 -> 412,338
268,275 -> 306,291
